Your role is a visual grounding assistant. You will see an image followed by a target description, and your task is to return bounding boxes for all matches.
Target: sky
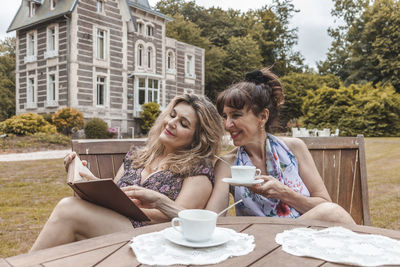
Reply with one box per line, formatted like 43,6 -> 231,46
0,0 -> 338,69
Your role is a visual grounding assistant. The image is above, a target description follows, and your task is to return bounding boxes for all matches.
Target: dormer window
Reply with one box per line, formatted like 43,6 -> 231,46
146,25 -> 153,36
29,1 -> 36,17
96,0 -> 104,13
50,0 -> 56,10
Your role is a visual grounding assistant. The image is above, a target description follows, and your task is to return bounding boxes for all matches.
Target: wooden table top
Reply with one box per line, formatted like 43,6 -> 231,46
2,217 -> 400,267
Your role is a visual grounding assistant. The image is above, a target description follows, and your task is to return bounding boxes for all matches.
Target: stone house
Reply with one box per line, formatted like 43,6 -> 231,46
8,0 -> 205,134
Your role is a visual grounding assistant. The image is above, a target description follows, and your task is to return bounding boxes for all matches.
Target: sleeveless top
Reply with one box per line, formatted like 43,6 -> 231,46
234,134 -> 310,218
117,150 -> 214,227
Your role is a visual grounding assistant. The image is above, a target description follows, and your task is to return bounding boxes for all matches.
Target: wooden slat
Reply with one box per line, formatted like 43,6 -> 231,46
350,152 -> 363,225
252,245 -> 324,267
322,150 -> 341,203
79,155 -> 100,178
72,139 -> 145,155
300,137 -> 358,149
43,242 -> 127,267
112,154 -> 125,176
96,155 -> 114,179
309,150 -> 323,180
215,224 -> 298,267
337,150 -> 357,212
356,135 -> 370,225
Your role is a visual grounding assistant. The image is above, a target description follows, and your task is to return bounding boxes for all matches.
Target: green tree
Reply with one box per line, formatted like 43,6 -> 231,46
0,37 -> 16,121
223,35 -> 263,83
247,1 -> 304,76
280,72 -> 340,128
301,83 -> 400,136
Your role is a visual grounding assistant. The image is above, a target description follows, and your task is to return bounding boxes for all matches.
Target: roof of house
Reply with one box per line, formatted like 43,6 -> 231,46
7,0 -> 78,32
127,0 -> 172,21
8,0 -> 171,33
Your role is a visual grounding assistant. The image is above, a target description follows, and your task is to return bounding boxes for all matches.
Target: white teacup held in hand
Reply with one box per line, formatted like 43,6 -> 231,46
231,165 -> 261,181
171,209 -> 217,242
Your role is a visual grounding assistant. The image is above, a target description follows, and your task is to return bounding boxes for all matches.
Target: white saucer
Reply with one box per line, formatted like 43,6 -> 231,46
161,227 -> 231,248
222,178 -> 264,186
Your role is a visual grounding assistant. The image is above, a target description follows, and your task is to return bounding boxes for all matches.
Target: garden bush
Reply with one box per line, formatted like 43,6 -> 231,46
139,102 -> 161,134
84,118 -> 114,139
52,108 -> 84,135
301,83 -> 400,136
280,72 -> 341,130
0,113 -> 57,136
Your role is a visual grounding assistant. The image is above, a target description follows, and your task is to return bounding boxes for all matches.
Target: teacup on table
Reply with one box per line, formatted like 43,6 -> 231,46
231,165 -> 261,181
171,209 -> 217,242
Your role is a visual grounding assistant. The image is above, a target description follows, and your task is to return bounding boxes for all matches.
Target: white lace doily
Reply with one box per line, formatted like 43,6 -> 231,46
130,228 -> 255,265
275,226 -> 400,267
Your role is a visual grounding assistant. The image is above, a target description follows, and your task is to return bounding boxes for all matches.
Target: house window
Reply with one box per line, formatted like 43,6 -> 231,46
185,54 -> 194,77
29,1 -> 36,17
137,44 -> 143,67
27,32 -> 35,57
46,73 -> 58,106
137,78 -> 159,105
96,76 -> 106,105
50,0 -> 57,10
147,47 -> 152,68
137,22 -> 143,34
27,77 -> 36,105
146,25 -> 153,36
167,52 -> 172,69
96,29 -> 106,60
96,0 -> 104,13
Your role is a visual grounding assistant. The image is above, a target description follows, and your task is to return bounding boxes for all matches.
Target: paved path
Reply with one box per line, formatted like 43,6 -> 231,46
0,149 -> 71,162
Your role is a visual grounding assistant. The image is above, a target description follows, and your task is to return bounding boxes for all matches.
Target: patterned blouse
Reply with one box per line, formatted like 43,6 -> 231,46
117,150 -> 214,227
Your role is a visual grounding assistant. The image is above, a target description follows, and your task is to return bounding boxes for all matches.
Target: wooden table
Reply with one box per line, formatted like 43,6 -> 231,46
2,217 -> 400,267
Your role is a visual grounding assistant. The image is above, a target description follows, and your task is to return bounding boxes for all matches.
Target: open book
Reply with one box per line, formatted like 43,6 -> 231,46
67,156 -> 150,221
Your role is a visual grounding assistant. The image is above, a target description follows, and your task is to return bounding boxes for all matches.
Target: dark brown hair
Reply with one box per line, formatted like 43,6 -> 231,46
216,67 -> 285,132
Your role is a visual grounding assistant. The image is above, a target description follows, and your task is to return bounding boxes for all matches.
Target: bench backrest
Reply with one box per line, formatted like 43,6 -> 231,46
71,139 -> 145,179
72,135 -> 370,225
299,135 -> 370,225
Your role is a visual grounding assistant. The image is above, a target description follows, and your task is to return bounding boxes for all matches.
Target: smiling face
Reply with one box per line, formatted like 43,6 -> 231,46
222,105 -> 266,147
159,102 -> 198,153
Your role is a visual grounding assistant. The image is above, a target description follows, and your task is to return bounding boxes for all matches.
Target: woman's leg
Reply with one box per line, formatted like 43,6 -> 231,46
30,196 -> 132,252
298,202 -> 356,224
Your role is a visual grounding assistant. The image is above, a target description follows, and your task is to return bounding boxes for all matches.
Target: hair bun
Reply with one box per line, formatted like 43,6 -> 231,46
245,70 -> 270,85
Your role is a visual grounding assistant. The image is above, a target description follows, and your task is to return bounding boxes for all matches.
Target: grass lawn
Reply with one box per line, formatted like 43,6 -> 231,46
0,137 -> 399,257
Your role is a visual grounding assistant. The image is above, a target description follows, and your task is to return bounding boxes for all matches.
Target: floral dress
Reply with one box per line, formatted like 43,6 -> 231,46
117,150 -> 214,227
234,134 -> 310,218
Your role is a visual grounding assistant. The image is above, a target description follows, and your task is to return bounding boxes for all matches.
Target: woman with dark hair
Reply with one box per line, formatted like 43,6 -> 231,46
206,67 -> 354,222
127,67 -> 355,224
30,94 -> 224,251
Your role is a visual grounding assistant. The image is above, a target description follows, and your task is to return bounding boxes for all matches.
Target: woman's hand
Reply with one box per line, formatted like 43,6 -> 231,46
63,152 -> 88,172
249,175 -> 289,200
121,186 -> 163,208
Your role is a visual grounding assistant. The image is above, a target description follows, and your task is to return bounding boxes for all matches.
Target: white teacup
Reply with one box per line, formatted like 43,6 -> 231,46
171,209 -> 217,242
231,165 -> 261,181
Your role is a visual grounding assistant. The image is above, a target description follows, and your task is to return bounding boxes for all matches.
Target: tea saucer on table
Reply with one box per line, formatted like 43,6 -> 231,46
161,227 -> 231,248
222,178 -> 263,186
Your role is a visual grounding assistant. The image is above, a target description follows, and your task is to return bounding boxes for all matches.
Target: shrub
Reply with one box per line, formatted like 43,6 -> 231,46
301,83 -> 400,136
52,108 -> 84,135
139,102 -> 161,134
41,113 -> 54,124
0,113 -> 57,136
33,132 -> 71,145
84,118 -> 114,139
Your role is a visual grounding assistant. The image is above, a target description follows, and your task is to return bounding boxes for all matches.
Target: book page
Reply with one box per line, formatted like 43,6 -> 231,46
67,156 -> 94,183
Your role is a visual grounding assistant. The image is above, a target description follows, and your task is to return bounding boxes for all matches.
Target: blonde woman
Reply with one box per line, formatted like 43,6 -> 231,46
31,94 -> 224,251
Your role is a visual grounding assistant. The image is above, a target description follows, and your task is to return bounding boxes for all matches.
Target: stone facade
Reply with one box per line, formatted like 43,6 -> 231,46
8,0 -> 205,134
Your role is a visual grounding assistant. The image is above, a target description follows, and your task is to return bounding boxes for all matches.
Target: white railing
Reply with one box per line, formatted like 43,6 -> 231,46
292,128 -> 339,137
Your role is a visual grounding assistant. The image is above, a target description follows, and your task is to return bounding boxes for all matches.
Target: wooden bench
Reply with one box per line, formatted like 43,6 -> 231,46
72,135 -> 370,225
